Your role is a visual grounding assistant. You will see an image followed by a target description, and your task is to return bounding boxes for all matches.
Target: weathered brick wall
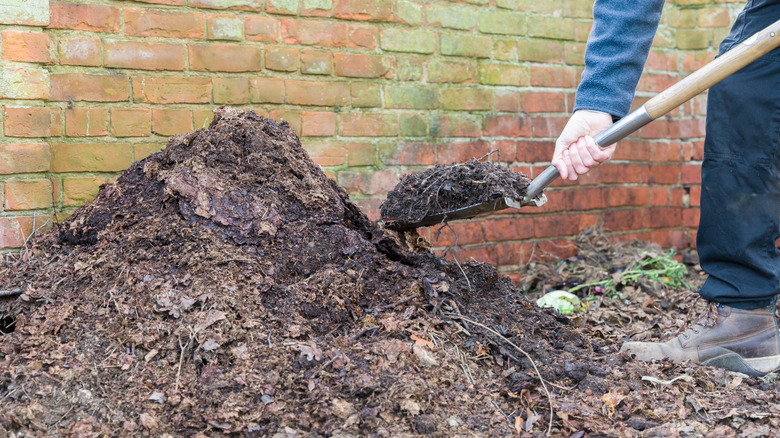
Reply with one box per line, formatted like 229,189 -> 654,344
0,0 -> 745,278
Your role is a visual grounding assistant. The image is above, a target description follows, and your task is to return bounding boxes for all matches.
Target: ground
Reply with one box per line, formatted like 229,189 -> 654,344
1,108 -> 778,437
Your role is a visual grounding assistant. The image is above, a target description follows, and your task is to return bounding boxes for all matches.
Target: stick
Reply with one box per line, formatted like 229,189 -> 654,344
446,314 -> 555,436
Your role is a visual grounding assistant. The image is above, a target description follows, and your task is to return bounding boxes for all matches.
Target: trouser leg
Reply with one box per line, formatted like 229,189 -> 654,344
697,52 -> 780,309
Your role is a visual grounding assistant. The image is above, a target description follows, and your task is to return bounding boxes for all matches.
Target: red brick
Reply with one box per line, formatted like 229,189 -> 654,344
189,0 -> 262,9
1,31 -> 53,63
495,242 -> 525,266
193,110 -> 215,130
338,169 -> 398,195
515,140 -> 553,163
612,140 -> 651,161
250,78 -> 285,103
105,40 -> 185,71
334,0 -> 393,21
347,142 -> 376,166
132,76 -> 211,104
534,214 -> 599,238
550,187 -> 605,211
681,164 -> 701,184
50,143 -> 132,172
437,141 -> 490,164
603,186 -> 650,207
286,80 -> 349,106
206,14 -> 243,40
245,15 -> 279,42
637,73 -> 677,93
484,115 -> 531,137
429,221 -> 485,247
682,208 -> 700,228
495,90 -> 520,112
440,88 -> 493,111
599,164 -> 650,184
265,46 -> 299,71
339,113 -> 397,137
213,77 -> 249,104
485,217 -> 535,241
647,207 -> 682,228
0,143 -> 50,174
303,141 -> 346,166
4,107 -> 60,138
59,38 -> 101,66
530,66 -> 576,88
50,74 -> 129,102
334,53 -> 393,78
447,245 -> 498,265
189,44 -> 261,72
301,111 -> 335,137
379,142 -> 435,165
125,9 -> 204,38
689,186 -> 701,207
4,179 -> 53,210
651,229 -> 688,249
349,24 -> 378,49
645,50 -> 678,71
520,91 -> 566,113
281,18 -> 347,47
602,209 -> 645,231
648,164 -> 679,185
301,49 -> 333,75
531,116 -> 568,137
430,115 -> 481,138
65,108 -> 109,137
0,216 -> 52,248
62,177 -> 104,207
111,108 -> 151,137
134,143 -> 165,161
152,108 -> 192,136
269,110 -> 301,134
49,3 -> 120,32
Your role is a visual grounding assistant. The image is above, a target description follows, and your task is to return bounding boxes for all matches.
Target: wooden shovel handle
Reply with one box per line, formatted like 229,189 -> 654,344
645,18 -> 780,119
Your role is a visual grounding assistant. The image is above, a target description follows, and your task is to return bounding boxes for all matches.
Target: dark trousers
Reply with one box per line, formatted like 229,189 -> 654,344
698,0 -> 780,309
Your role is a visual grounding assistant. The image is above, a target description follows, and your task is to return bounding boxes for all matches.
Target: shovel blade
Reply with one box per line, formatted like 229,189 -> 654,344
384,194 -> 547,231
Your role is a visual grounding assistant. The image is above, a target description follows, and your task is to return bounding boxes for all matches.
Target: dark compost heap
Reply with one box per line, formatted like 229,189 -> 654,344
2,108 -> 778,437
379,159 -> 531,229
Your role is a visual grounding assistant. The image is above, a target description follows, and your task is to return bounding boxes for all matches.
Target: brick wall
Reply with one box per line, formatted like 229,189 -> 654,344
0,0 -> 745,278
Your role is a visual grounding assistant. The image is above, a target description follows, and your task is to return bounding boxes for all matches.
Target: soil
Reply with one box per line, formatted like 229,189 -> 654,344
1,108 -> 778,437
379,159 -> 531,230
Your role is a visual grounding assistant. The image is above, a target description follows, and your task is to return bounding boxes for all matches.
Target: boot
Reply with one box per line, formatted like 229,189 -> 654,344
620,301 -> 780,377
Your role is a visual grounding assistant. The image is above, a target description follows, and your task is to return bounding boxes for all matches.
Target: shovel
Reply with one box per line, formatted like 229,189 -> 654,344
396,18 -> 780,231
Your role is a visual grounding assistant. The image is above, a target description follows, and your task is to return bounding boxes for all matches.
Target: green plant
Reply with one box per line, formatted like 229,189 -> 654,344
567,250 -> 689,297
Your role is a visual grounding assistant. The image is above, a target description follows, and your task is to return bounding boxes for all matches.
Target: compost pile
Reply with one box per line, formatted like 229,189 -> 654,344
1,108 -> 778,437
380,159 -> 531,229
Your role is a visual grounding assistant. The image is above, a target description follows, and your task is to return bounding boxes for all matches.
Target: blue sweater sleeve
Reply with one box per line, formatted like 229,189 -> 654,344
573,0 -> 666,118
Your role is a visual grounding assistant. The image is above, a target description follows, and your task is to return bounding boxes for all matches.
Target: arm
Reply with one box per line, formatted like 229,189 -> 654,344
553,0 -> 665,181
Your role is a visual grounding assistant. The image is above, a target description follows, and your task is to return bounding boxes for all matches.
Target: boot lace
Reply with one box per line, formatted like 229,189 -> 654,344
672,296 -> 721,340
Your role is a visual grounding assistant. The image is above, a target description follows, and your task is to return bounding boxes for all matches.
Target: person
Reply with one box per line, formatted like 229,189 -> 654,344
552,0 -> 780,376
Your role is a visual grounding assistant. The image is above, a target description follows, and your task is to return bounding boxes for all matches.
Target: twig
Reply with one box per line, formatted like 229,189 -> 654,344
377,292 -> 419,312
492,401 -> 512,428
451,256 -> 472,292
351,326 -> 378,341
0,288 -> 22,298
446,314 -> 555,436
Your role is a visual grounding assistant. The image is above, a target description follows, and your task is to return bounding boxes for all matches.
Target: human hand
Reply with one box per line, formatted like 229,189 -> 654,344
552,110 -> 615,181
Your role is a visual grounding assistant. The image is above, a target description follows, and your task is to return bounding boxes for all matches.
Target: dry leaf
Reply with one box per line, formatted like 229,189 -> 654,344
410,334 -> 434,350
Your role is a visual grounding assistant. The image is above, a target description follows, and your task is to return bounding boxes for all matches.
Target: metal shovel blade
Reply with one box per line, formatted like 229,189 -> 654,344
385,193 -> 547,231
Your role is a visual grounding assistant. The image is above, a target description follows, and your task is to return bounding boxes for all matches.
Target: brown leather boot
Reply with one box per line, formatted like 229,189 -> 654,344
620,301 -> 780,376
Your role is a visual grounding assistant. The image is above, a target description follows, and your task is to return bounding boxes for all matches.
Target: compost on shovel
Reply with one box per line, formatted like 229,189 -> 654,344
379,159 -> 531,230
1,108 -> 778,437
